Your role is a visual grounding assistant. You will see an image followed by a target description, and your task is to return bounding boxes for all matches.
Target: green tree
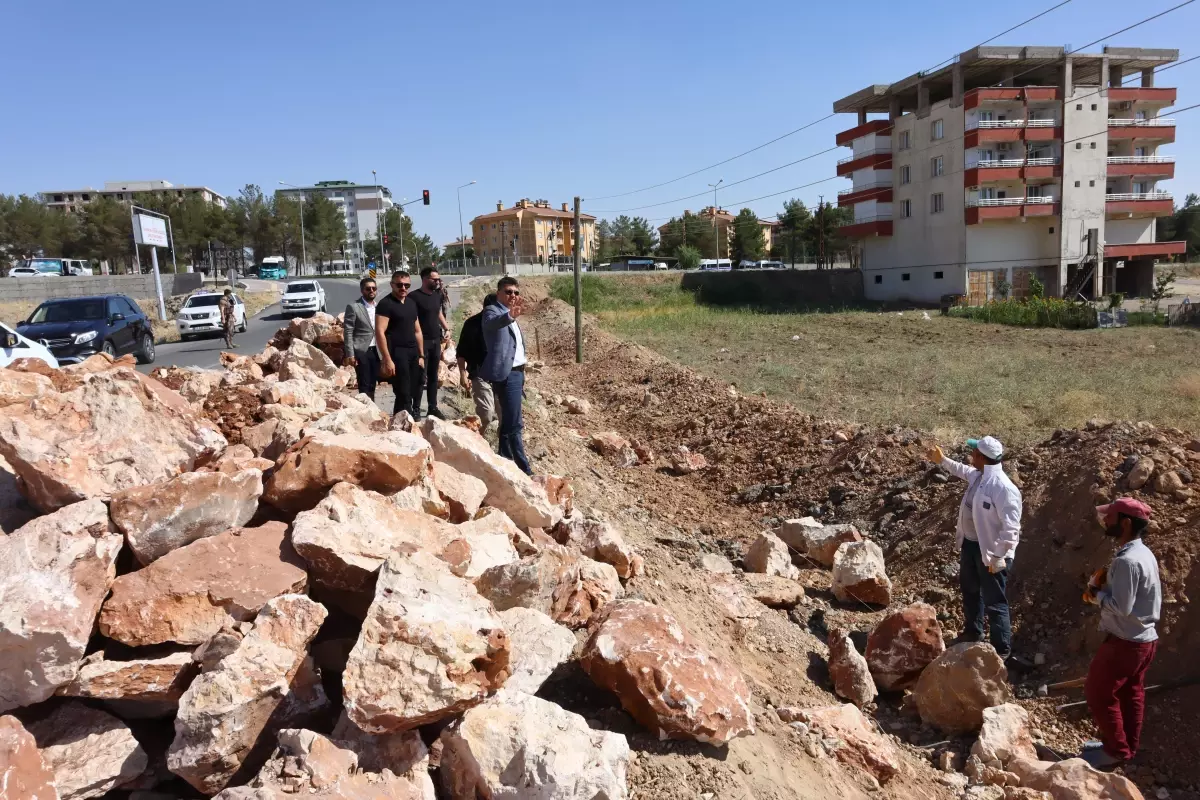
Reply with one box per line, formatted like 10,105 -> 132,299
675,244 -> 702,270
657,212 -> 715,258
804,200 -> 853,268
1159,193 -> 1200,260
80,197 -> 134,272
774,199 -> 812,265
303,193 -> 347,270
730,208 -> 766,265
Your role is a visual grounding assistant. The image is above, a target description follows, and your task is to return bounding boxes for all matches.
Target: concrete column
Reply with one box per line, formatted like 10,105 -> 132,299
952,62 -> 964,107
889,96 -> 902,120
1142,67 -> 1155,88
1002,67 -> 1015,87
1100,56 -> 1110,94
1061,57 -> 1074,95
858,108 -> 867,125
1093,261 -> 1106,300
917,81 -> 930,118
1109,64 -> 1124,89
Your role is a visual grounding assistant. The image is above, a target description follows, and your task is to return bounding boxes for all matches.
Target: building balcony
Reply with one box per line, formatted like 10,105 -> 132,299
1106,155 -> 1175,179
1108,87 -> 1177,106
1107,118 -> 1176,142
1104,240 -> 1186,259
836,119 -> 893,147
964,158 -> 1062,186
965,196 -> 1059,224
964,124 -> 1062,148
1105,191 -> 1173,216
963,87 -> 1060,110
836,149 -> 893,177
837,182 -> 893,207
840,214 -> 893,237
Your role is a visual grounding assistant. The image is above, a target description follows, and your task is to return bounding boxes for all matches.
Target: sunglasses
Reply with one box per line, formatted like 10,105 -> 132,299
503,289 -> 521,296
363,285 -> 377,291
393,282 -> 411,289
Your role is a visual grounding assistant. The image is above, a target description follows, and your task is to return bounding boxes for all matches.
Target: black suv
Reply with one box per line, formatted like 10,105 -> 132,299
17,294 -> 156,365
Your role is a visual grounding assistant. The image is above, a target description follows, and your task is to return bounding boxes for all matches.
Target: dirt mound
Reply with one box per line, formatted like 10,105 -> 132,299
520,289 -> 1200,794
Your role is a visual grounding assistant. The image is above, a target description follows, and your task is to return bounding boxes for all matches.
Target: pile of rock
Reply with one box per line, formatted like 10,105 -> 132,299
0,345 -> 757,798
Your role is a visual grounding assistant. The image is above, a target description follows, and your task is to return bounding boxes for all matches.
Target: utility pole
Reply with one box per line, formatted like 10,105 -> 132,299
573,196 -> 582,364
500,221 -> 508,274
397,210 -> 406,272
708,179 -> 723,266
817,196 -> 826,270
373,170 -> 385,274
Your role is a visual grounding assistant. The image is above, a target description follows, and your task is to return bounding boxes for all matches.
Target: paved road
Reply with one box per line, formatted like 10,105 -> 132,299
139,277 -> 470,373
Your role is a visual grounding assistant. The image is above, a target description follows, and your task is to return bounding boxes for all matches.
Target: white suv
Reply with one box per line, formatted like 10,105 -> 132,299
176,292 -> 246,340
282,281 -> 326,316
1,322 -> 59,368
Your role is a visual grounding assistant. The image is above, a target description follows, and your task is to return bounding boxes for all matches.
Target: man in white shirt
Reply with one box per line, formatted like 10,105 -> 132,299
342,277 -> 381,400
926,436 -> 1023,658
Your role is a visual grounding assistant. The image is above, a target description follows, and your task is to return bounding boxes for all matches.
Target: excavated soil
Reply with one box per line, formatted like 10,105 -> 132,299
507,290 -> 1200,799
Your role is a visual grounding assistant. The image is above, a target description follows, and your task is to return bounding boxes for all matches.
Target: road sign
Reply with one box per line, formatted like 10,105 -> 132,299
133,214 -> 168,248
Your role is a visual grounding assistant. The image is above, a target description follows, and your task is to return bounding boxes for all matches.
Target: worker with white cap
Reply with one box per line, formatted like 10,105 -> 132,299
926,435 -> 1023,658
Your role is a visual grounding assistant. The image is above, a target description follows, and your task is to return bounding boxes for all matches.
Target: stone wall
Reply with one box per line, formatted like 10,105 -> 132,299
0,272 -> 202,302
679,269 -> 864,310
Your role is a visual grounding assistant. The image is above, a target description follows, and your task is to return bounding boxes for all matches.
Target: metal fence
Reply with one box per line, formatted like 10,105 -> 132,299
1167,302 -> 1200,326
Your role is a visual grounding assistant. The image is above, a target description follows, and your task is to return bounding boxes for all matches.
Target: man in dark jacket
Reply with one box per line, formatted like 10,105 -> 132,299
479,276 -> 530,474
456,294 -> 495,428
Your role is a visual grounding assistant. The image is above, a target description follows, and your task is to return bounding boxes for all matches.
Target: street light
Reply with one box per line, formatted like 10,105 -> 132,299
278,181 -> 308,276
457,180 -> 476,272
708,179 -> 724,268
372,170 -> 386,273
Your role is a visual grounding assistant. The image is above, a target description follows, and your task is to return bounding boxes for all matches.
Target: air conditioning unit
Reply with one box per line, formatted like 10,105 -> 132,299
1117,101 -> 1134,111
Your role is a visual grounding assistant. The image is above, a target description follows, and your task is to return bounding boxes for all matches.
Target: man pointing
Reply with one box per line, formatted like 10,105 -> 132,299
926,436 -> 1023,658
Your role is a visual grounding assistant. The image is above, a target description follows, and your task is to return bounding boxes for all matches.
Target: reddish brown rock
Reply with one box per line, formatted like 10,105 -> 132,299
743,531 -> 798,579
475,543 -> 624,629
0,369 -> 54,408
740,573 -> 806,608
389,473 -> 450,519
972,703 -> 1038,767
777,520 -> 863,567
532,474 -> 574,515
100,522 -> 308,647
550,513 -> 643,580
1008,757 -> 1145,800
210,444 -> 274,474
831,540 -> 892,606
827,627 -> 878,708
667,445 -> 708,475
0,499 -> 123,712
58,650 -> 197,715
589,432 -> 637,468
263,430 -> 432,513
794,704 -> 900,785
110,468 -> 263,564
433,462 -> 488,523
0,367 -> 226,512
913,643 -> 1013,733
167,594 -> 328,795
865,602 -> 945,691
342,551 -> 510,734
0,714 -> 58,800
580,599 -> 754,744
291,482 -> 458,592
27,701 -> 148,799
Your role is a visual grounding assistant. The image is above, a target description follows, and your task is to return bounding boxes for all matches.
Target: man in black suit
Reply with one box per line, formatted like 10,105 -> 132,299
456,294 -> 495,428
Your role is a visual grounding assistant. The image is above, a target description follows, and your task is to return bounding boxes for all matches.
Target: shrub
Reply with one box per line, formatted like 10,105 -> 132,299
675,244 -> 702,271
949,297 -> 1097,329
1029,276 -> 1045,299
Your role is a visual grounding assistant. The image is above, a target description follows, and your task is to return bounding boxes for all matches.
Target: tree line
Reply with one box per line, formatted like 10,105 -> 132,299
1157,193 -> 1200,260
0,185 -> 440,275
592,199 -> 858,268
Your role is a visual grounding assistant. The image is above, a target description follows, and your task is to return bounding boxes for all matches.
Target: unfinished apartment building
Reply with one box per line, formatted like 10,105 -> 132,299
833,46 -> 1181,304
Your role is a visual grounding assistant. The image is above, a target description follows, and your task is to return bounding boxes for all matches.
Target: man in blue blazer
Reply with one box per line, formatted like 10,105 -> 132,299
479,276 -> 532,474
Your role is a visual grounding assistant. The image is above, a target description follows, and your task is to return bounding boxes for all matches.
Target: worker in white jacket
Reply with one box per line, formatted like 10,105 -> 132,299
926,435 -> 1023,658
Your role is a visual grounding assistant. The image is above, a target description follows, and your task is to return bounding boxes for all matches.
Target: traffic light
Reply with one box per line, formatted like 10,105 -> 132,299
422,189 -> 430,206
383,235 -> 390,246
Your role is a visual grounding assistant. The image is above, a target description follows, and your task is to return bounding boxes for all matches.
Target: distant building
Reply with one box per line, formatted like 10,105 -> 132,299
658,206 -> 777,254
443,236 -> 473,253
40,180 -> 227,213
471,199 -> 596,262
833,45 -> 1182,303
274,181 -> 394,269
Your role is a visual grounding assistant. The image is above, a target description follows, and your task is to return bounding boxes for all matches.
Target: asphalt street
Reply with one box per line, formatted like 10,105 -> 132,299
139,276 -> 470,373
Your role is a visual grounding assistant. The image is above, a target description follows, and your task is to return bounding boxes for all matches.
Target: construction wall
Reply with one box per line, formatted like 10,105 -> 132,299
680,269 -> 864,309
0,273 -> 202,302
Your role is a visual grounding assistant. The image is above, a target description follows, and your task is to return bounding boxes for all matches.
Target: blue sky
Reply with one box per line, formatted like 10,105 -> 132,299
2,0 -> 1195,245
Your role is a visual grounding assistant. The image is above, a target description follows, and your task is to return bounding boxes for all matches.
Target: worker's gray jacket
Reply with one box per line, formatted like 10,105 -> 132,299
1098,539 -> 1161,643
342,298 -> 376,360
941,459 -> 1023,564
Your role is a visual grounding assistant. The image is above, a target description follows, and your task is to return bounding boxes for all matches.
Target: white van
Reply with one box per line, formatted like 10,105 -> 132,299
1,321 -> 59,369
15,258 -> 94,276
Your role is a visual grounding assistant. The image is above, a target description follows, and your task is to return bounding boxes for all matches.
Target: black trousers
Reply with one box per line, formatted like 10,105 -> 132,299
414,339 -> 441,415
353,347 -> 381,400
389,346 -> 421,416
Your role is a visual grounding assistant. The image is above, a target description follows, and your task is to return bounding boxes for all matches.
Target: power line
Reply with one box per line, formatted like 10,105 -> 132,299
584,0 -> 1079,202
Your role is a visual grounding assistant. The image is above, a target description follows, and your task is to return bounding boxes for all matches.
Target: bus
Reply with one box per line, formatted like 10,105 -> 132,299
256,256 -> 288,280
698,259 -> 733,272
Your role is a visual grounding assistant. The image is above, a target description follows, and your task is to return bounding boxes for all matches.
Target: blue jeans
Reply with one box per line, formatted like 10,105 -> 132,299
491,368 -> 531,475
960,539 -> 1012,655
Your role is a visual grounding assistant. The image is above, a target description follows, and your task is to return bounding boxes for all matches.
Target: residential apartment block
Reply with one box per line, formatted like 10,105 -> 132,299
656,206 -> 778,256
834,46 -> 1182,304
40,180 -> 227,213
472,199 -> 596,262
274,181 -> 393,269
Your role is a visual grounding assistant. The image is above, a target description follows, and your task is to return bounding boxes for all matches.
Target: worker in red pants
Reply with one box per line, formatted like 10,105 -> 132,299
1080,497 -> 1161,770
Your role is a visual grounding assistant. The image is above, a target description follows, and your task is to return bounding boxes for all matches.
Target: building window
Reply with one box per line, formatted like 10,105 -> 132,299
874,274 -> 883,284
900,199 -> 912,218
902,273 -> 911,281
1076,103 -> 1083,110
82,194 -> 90,201
930,193 -> 944,214
930,156 -> 944,177
934,271 -> 944,279
898,131 -> 911,150
1090,142 -> 1097,149
1089,180 -> 1095,187
931,119 -> 944,140
1091,104 -> 1097,111
899,165 -> 910,185
1074,181 -> 1081,187
1076,143 -> 1082,149
53,194 -> 63,202
1049,227 -> 1055,234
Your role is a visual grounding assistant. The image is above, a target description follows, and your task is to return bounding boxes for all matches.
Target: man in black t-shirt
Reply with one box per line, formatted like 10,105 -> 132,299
411,267 -> 449,419
374,270 -> 425,417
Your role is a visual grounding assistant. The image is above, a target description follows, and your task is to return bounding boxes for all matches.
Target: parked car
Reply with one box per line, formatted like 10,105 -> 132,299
176,292 -> 247,340
8,265 -> 56,278
9,258 -> 94,276
16,295 -> 155,365
1,321 -> 59,369
281,280 -> 326,316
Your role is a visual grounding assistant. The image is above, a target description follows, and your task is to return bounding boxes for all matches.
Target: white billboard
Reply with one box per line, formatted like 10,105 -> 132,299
134,214 -> 169,248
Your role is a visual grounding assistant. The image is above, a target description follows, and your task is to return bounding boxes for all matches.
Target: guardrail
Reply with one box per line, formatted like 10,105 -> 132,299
967,196 -> 1057,207
836,148 -> 891,166
1106,155 -> 1175,164
844,213 -> 893,224
1105,192 -> 1173,201
1108,118 -> 1175,126
973,119 -> 1057,129
974,157 -> 1060,167
837,182 -> 893,196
